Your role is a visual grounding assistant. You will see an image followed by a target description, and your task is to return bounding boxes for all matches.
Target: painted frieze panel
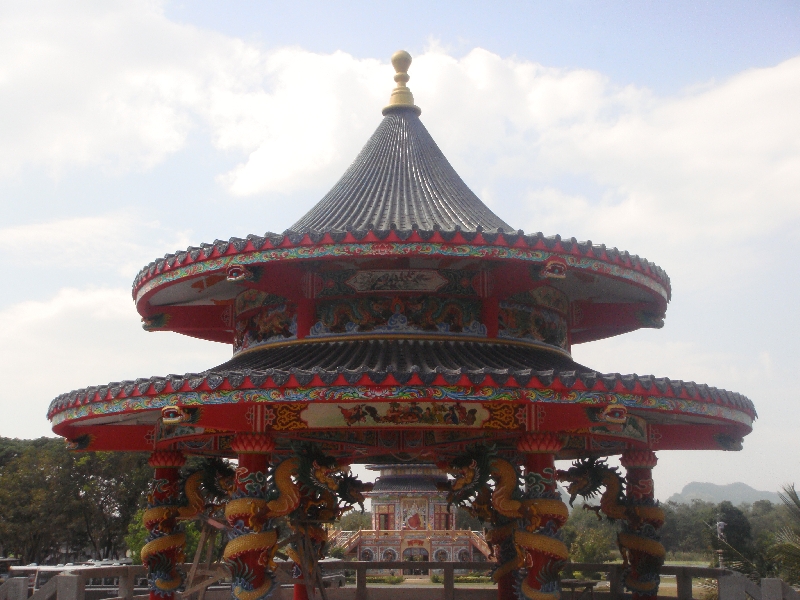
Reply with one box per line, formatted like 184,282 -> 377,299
300,401 -> 522,430
563,407 -> 648,443
234,301 -> 297,352
234,289 -> 287,317
313,269 -> 482,297
310,295 -> 486,336
498,301 -> 568,349
51,386 -> 755,431
507,285 -> 569,314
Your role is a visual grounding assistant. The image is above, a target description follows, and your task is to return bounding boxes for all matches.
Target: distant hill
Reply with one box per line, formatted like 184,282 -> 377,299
667,482 -> 781,505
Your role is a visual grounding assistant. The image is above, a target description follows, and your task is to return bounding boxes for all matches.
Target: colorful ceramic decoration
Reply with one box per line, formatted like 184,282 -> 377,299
48,51 -> 753,600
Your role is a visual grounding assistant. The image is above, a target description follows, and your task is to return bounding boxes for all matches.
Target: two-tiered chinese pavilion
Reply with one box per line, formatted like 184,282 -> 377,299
48,51 -> 755,600
336,464 -> 491,569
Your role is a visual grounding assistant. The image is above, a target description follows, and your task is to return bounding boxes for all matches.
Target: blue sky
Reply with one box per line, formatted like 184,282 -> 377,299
167,1 -> 800,94
0,0 -> 798,499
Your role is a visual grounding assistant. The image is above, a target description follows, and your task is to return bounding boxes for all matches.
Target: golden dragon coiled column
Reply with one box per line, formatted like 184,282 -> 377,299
619,450 -> 665,599
223,434 -> 292,600
513,433 -> 569,600
557,451 -> 666,600
141,451 -> 204,600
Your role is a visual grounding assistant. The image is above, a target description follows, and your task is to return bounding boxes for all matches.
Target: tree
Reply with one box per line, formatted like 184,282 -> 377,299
72,452 -> 151,559
0,438 -> 152,563
561,504 -> 618,562
774,485 -> 800,584
660,500 -> 718,555
0,438 -> 80,563
337,510 -> 372,531
455,507 -> 482,531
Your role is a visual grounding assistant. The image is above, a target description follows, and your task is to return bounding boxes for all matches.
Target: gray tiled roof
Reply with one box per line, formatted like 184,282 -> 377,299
370,476 -> 447,494
48,339 -> 756,418
291,107 -> 513,234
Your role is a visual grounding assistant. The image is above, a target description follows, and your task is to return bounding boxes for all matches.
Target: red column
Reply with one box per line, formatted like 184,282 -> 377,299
141,450 -> 186,600
514,433 -> 569,600
224,433 -> 277,600
620,450 -> 665,600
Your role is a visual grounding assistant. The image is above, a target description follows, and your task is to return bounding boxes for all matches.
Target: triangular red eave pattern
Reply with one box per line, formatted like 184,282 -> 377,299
132,230 -> 672,301
47,367 -> 756,421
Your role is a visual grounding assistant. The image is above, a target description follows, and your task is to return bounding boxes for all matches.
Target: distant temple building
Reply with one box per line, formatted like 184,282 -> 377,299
334,465 -> 491,571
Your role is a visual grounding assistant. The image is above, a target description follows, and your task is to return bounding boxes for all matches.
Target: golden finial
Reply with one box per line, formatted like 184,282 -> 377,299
382,50 -> 421,116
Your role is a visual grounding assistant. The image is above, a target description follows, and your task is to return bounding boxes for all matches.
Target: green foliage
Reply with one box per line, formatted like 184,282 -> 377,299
431,574 -> 492,583
774,485 -> 800,584
0,437 -> 150,563
454,507 -> 483,531
365,575 -> 404,584
661,500 -> 718,555
124,509 -> 148,564
328,546 -> 346,559
561,504 -> 618,564
336,510 -> 372,531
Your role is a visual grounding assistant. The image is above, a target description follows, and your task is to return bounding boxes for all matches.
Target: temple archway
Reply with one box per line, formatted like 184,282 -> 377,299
402,547 -> 429,575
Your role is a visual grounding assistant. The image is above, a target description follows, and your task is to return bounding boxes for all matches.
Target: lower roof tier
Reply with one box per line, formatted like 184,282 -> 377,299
48,339 -> 755,457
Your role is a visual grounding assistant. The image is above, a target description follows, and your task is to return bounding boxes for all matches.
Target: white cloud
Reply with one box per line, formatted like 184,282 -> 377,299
0,213 -> 192,277
3,2 -> 798,251
0,286 -> 230,439
2,3 -> 799,496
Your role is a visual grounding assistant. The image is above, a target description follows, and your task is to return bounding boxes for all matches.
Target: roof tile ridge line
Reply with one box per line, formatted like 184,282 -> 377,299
393,114 -> 413,230
418,125 -> 494,231
334,118 -> 400,231
331,114 -> 398,231
373,113 -> 404,231
411,114 -> 511,231
372,339 -> 389,372
400,115 -> 427,229
406,114 -> 476,230
409,113 -> 463,230
291,116 -> 387,232
314,114 -> 408,232
406,116 -> 460,230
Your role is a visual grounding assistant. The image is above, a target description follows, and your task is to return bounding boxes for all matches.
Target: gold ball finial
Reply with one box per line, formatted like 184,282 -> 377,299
383,49 -> 421,116
391,50 -> 412,75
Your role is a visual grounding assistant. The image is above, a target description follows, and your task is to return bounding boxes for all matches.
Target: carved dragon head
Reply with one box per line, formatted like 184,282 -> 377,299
441,445 -> 494,508
557,457 -> 619,507
337,472 -> 374,513
293,443 -> 344,496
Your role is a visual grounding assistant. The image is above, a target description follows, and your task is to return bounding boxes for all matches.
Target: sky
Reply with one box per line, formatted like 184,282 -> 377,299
0,0 -> 798,501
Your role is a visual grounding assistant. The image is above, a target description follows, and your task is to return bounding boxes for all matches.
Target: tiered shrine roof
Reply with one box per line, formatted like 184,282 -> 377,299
47,51 -> 755,459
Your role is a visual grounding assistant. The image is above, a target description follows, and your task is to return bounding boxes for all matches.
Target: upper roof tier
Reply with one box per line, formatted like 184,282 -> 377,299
131,51 -> 671,349
290,106 -> 513,234
292,50 -> 510,234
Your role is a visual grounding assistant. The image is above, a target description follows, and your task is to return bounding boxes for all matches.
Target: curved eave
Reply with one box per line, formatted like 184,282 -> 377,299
132,230 -> 671,312
48,340 -> 754,432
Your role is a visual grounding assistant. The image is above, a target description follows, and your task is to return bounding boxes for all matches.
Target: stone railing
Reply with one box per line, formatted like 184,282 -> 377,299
1,561 -> 797,600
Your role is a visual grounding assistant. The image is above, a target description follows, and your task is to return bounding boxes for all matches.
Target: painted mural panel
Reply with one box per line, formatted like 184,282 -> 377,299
498,301 -> 568,349
290,401 -> 522,430
313,269 -> 482,297
234,304 -> 297,352
310,295 -> 486,336
400,498 -> 428,530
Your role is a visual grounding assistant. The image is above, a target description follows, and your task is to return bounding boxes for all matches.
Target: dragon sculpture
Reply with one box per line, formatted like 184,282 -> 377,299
142,459 -> 233,596
223,443 -> 371,600
557,458 -> 665,598
441,446 -> 569,600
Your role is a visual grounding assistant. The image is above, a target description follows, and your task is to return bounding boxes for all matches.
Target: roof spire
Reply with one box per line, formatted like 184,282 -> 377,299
383,50 -> 421,116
